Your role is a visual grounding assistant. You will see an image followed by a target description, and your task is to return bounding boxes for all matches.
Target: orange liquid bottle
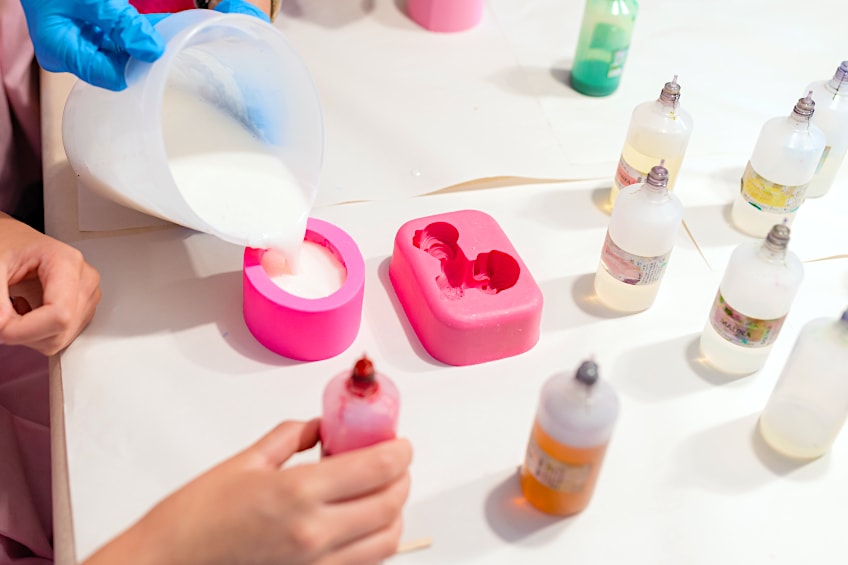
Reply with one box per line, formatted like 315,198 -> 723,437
520,360 -> 619,516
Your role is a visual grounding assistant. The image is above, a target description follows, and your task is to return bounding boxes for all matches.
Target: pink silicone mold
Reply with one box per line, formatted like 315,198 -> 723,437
243,218 -> 365,362
407,0 -> 483,33
389,209 -> 543,366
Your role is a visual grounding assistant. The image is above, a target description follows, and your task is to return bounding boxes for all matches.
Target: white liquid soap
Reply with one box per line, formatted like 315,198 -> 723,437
161,87 -> 311,269
262,242 -> 346,299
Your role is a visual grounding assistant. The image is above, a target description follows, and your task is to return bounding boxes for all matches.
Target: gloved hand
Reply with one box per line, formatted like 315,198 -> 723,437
213,0 -> 270,22
20,0 -> 166,91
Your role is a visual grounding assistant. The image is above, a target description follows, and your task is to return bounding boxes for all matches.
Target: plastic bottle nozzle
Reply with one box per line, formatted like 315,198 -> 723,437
793,91 -> 816,118
659,75 -> 682,105
348,354 -> 378,396
831,61 -> 848,90
646,162 -> 670,188
575,360 -> 600,386
764,224 -> 791,251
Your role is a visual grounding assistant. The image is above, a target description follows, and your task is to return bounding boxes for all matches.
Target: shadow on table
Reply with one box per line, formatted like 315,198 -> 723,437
370,256 -> 451,371
80,229 -> 305,367
569,273 -> 633,319
611,334 -> 744,403
683,335 -> 754,387
536,273 -> 629,335
401,469 -> 569,562
484,469 -> 572,543
670,412 -> 828,495
519,184 -> 612,232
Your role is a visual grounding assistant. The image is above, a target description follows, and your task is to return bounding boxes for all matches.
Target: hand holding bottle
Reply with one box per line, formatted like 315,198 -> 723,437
84,420 -> 413,565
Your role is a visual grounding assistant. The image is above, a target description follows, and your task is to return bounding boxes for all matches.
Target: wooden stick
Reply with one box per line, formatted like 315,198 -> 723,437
396,537 -> 433,554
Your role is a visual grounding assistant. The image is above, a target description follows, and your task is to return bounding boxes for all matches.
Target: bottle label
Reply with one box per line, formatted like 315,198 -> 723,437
739,162 -> 807,214
708,292 -> 786,348
524,435 -> 591,493
815,145 -> 832,175
587,23 -> 629,78
614,155 -> 647,192
607,48 -> 628,78
600,231 -> 670,286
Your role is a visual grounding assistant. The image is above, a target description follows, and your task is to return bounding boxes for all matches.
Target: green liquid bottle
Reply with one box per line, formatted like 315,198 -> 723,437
570,0 -> 639,97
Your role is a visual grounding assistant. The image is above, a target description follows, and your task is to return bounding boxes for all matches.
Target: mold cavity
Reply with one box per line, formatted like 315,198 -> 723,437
412,222 -> 520,298
261,235 -> 347,299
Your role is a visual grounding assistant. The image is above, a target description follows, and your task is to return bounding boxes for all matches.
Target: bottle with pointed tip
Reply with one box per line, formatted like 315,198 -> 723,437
731,93 -> 826,237
320,355 -> 400,456
699,224 -> 804,375
609,75 -> 694,208
759,308 -> 848,459
521,359 -> 619,516
804,61 -> 848,198
595,162 -> 684,312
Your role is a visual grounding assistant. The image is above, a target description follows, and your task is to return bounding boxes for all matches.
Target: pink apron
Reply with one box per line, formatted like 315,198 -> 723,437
1,0 -> 52,562
0,346 -> 51,565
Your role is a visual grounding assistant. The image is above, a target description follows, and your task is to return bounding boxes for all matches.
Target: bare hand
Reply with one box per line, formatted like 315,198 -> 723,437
88,419 -> 413,565
0,213 -> 101,355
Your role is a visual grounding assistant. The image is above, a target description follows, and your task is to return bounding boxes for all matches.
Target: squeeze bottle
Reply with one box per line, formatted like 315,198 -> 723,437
595,163 -> 684,313
699,225 -> 804,375
731,93 -> 825,237
759,309 -> 848,459
521,360 -> 619,516
804,61 -> 848,198
610,76 -> 693,207
320,355 -> 400,456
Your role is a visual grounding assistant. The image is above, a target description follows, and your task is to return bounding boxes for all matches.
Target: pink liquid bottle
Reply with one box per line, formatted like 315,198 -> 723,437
320,355 -> 400,456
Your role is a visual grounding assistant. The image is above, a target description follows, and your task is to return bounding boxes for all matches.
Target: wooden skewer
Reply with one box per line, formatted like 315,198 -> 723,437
395,537 -> 433,555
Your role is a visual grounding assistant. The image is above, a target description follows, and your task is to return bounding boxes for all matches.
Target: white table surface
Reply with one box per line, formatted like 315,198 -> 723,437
42,0 -> 848,563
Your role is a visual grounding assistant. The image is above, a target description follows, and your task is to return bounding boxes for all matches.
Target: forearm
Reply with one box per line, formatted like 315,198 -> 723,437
81,518 -> 166,565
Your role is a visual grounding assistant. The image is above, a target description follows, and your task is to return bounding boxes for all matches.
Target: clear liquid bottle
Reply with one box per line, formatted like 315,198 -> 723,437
570,0 -> 639,97
595,163 -> 684,312
731,93 -> 826,237
320,355 -> 400,456
699,224 -> 804,375
759,308 -> 848,459
804,61 -> 848,198
609,76 -> 694,207
521,360 -> 619,516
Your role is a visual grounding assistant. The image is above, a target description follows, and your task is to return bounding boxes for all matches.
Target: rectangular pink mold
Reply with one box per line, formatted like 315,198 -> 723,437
389,209 -> 543,366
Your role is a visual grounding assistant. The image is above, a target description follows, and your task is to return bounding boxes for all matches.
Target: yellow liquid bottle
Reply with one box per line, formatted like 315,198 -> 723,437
609,76 -> 693,208
521,360 -> 619,516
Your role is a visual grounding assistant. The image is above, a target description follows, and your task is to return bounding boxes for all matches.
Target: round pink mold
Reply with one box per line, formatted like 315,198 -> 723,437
243,218 -> 365,361
407,0 -> 483,33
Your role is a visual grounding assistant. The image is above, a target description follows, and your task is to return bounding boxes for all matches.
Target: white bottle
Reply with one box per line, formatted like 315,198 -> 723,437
699,224 -> 804,375
759,309 -> 848,459
804,61 -> 848,198
609,75 -> 694,208
595,163 -> 684,312
731,93 -> 826,237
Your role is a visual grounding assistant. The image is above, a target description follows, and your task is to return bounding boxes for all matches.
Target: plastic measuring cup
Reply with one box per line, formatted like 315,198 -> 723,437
62,10 -> 324,247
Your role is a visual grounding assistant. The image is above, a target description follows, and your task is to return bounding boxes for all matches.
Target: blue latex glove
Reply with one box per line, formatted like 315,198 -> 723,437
20,0 -> 165,91
213,0 -> 271,22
